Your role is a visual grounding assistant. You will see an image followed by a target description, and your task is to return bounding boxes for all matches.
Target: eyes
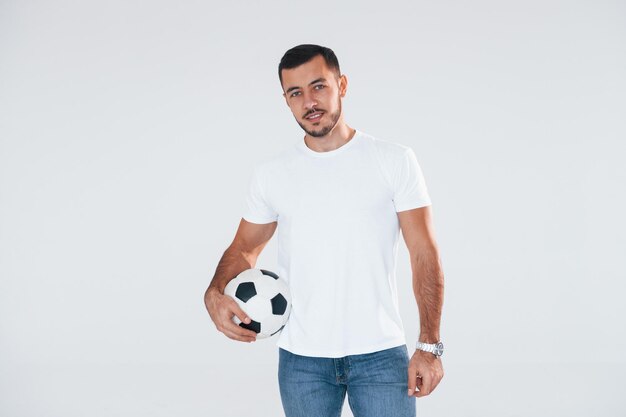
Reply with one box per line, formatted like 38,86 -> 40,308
289,84 -> 325,98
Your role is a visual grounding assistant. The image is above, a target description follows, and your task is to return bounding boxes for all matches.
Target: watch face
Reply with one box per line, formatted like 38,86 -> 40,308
435,342 -> 444,356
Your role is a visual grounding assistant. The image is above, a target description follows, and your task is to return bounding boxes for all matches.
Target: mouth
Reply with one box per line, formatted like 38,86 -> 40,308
305,111 -> 324,122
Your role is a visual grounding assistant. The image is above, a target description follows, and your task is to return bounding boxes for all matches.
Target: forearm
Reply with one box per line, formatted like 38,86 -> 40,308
206,244 -> 257,296
411,250 -> 444,343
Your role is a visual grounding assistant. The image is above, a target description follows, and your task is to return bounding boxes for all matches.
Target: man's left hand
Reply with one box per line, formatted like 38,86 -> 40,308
407,349 -> 444,397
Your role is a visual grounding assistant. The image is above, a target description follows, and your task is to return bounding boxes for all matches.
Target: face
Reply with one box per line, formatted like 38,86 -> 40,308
281,55 -> 347,138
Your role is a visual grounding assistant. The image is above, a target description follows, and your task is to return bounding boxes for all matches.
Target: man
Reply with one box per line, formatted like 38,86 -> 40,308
204,44 -> 444,417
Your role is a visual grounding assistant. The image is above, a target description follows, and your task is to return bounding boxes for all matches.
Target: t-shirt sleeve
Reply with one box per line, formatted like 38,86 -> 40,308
392,148 -> 432,212
242,166 -> 279,224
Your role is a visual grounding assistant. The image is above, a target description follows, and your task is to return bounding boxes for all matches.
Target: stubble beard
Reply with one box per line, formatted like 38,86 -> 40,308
296,96 -> 342,138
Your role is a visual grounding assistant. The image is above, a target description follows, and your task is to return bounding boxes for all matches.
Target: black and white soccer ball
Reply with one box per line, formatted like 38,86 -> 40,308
224,268 -> 292,339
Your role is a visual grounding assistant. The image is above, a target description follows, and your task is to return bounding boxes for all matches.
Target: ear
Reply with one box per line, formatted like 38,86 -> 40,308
339,74 -> 348,98
282,92 -> 289,107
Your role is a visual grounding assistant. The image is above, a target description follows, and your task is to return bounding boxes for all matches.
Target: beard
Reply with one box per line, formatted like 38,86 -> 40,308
296,96 -> 342,138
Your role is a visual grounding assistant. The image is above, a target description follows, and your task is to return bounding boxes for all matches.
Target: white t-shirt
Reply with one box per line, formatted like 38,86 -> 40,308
242,129 -> 432,358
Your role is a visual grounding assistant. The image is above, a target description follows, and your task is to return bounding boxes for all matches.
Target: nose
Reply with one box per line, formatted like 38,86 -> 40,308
302,91 -> 318,112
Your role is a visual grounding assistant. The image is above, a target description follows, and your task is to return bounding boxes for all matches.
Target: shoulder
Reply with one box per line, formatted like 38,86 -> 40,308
358,130 -> 414,164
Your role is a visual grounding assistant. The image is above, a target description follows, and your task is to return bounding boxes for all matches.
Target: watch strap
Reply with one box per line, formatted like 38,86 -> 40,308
415,341 -> 444,357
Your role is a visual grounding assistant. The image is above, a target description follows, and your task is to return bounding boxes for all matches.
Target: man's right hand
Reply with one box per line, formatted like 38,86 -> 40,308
205,287 -> 258,343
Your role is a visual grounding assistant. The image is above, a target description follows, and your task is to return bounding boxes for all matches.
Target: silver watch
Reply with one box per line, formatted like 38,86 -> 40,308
415,341 -> 444,357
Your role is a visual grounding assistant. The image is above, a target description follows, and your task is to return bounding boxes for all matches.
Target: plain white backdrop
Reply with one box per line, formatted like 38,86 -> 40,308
1,1 -> 625,416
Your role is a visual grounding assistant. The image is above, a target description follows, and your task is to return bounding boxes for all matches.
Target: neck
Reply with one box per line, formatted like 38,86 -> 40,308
303,122 -> 356,153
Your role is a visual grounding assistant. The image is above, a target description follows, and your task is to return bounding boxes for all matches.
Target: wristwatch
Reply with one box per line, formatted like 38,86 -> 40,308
415,341 -> 444,358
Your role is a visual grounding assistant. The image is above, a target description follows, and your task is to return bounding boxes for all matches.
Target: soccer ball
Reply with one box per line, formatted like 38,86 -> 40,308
224,268 -> 291,339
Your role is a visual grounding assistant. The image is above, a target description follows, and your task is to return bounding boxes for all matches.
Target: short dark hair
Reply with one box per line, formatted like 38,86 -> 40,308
278,44 -> 341,88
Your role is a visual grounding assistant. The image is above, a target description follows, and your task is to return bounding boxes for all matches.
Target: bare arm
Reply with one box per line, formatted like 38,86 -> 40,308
398,205 -> 445,397
206,218 -> 277,295
398,205 -> 444,343
204,218 -> 277,342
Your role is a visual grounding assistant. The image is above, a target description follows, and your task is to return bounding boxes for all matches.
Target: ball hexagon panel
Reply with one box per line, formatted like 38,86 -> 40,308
243,294 -> 272,322
261,314 -> 285,337
255,274 -> 281,299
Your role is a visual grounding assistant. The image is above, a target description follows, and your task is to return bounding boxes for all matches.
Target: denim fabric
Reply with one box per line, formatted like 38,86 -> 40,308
278,344 -> 416,417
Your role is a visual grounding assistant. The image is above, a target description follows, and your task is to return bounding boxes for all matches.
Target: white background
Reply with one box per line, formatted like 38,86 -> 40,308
1,1 -> 625,416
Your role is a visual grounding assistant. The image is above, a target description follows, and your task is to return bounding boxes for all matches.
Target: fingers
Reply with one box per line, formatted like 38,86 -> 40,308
223,326 -> 257,343
414,368 -> 444,397
414,372 -> 432,397
408,359 -> 444,397
224,317 -> 258,342
221,319 -> 258,342
408,371 -> 425,397
218,296 -> 258,342
229,297 -> 252,325
407,364 -> 418,395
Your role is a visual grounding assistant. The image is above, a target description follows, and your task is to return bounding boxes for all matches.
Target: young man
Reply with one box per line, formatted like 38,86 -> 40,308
204,44 -> 444,417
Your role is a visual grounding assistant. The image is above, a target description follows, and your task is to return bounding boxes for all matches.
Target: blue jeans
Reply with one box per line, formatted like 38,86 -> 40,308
278,344 -> 416,417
